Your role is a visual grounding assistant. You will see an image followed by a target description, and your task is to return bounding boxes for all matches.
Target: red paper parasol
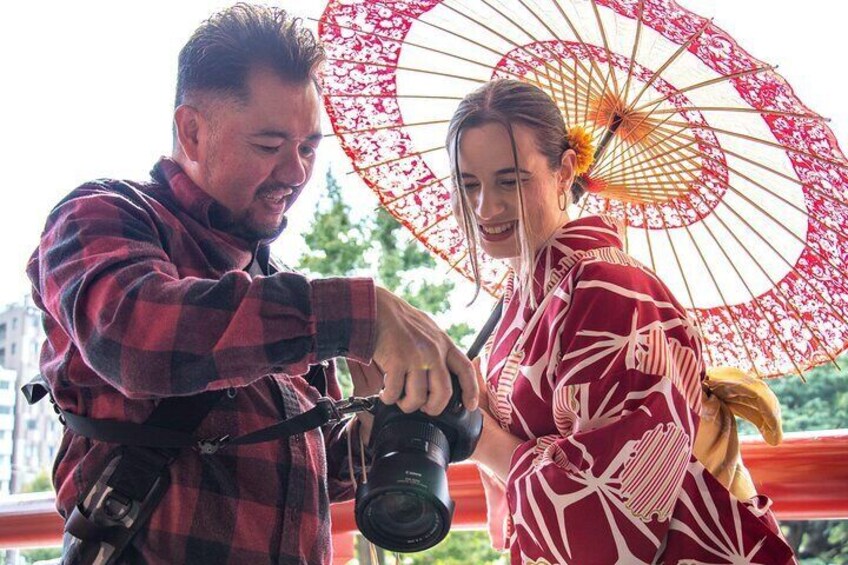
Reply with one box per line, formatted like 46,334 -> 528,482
318,0 -> 848,378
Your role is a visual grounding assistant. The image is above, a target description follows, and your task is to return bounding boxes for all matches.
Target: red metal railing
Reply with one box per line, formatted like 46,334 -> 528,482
2,431 -> 847,563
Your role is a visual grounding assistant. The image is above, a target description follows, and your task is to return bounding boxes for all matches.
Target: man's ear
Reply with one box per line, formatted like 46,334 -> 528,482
174,105 -> 203,162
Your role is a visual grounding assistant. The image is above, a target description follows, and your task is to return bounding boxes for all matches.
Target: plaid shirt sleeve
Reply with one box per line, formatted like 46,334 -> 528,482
34,183 -> 376,399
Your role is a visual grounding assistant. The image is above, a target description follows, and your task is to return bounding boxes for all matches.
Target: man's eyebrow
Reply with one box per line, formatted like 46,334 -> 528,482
253,130 -> 323,142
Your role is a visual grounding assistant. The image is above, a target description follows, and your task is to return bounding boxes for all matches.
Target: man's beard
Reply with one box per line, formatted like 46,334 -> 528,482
225,213 -> 288,242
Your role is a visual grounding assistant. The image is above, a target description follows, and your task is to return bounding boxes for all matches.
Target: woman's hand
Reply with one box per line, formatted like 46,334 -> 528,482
472,409 -> 522,482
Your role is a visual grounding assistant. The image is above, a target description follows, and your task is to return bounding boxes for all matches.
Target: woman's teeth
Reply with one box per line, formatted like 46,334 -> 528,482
480,222 -> 514,235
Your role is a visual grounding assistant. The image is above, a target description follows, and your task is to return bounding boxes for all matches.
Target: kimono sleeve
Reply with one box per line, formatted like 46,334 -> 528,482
504,260 -> 704,564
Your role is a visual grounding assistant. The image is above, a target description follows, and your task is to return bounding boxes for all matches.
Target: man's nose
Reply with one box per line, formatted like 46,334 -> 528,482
273,145 -> 307,188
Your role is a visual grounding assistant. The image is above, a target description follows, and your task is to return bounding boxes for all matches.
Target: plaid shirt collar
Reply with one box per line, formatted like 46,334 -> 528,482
152,157 -> 229,230
151,157 -> 282,271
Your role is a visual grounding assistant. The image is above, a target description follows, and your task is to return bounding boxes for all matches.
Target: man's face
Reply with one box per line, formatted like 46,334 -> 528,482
195,67 -> 322,241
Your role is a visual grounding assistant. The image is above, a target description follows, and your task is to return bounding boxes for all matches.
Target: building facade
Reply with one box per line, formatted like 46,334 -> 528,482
0,297 -> 55,494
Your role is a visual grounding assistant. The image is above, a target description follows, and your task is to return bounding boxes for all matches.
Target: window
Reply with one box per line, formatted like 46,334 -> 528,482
10,343 -> 16,356
0,347 -> 5,367
0,380 -> 9,389
0,323 -> 5,341
11,318 -> 16,330
0,406 -> 10,415
27,419 -> 37,430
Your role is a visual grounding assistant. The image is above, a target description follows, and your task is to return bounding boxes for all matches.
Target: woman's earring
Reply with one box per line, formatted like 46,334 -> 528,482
558,188 -> 568,211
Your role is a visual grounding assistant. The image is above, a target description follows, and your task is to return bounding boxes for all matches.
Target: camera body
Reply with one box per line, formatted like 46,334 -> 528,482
354,374 -> 483,552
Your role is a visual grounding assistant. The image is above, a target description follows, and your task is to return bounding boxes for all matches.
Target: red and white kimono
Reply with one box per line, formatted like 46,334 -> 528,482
480,216 -> 795,564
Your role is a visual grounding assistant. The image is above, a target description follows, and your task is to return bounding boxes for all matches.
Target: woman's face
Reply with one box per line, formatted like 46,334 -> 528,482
452,122 -> 574,260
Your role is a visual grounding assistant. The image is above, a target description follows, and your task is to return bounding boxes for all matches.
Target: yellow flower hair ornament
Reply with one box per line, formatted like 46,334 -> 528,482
567,125 -> 595,176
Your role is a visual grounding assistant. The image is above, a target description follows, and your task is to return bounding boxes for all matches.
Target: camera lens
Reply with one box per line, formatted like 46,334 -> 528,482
368,491 -> 439,541
355,419 -> 454,552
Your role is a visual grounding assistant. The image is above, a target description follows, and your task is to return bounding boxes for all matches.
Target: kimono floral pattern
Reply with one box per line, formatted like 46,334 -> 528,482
481,216 -> 795,564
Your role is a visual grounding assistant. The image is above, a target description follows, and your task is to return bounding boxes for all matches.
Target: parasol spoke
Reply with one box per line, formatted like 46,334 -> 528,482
361,0 -> 595,96
641,144 -> 767,376
650,149 -> 806,375
329,119 -> 450,137
668,158 -> 845,372
620,0 -> 645,112
650,105 -> 826,121
379,175 -> 452,209
352,145 -> 443,174
440,0 -> 596,102
624,17 -> 712,116
658,119 -> 848,171
324,93 -> 463,101
669,195 -> 805,378
630,65 -> 775,115
547,0 -> 622,109
589,0 -> 621,100
418,212 -> 454,237
315,16 -> 502,76
479,0 -> 581,111
326,57 -> 486,84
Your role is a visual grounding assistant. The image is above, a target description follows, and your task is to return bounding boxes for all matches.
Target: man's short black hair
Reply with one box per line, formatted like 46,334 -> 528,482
175,3 -> 324,107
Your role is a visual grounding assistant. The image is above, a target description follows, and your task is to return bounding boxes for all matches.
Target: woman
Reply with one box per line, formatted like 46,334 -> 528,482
449,79 -> 795,564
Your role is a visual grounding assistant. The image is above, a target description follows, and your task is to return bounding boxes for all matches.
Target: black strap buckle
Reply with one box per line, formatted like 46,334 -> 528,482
196,435 -> 230,455
332,395 -> 379,418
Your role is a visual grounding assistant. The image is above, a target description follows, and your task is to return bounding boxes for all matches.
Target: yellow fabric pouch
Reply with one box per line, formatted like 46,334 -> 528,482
693,367 -> 783,500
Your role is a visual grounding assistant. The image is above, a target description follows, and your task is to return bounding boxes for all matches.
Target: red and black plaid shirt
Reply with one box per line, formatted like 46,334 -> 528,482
27,158 -> 376,564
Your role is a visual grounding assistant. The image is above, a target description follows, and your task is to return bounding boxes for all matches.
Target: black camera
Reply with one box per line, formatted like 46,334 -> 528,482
354,373 -> 483,552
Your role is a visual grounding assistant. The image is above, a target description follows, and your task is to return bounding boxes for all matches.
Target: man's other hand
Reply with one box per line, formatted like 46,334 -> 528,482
372,287 -> 477,416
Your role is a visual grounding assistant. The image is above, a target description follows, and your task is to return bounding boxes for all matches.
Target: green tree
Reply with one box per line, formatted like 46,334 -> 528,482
298,170 -> 370,277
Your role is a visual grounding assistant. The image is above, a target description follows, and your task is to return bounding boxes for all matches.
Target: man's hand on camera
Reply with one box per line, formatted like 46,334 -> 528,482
372,287 -> 477,416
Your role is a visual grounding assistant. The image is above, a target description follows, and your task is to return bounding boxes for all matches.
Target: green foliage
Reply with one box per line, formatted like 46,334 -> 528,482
20,470 -> 53,493
21,547 -> 62,564
352,531 -> 506,565
298,170 -> 370,277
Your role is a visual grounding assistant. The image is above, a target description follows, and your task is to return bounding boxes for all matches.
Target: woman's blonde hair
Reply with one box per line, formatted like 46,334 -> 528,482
446,79 -> 581,302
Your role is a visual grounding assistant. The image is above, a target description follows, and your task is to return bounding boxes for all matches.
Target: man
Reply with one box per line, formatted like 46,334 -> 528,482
26,4 -> 475,563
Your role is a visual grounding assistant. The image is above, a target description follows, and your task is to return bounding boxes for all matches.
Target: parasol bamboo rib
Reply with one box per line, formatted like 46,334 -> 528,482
547,0 -> 624,111
643,145 -> 764,376
660,120 -> 848,171
379,175 -> 451,209
615,123 -> 848,237
667,153 -> 842,373
650,106 -> 824,121
650,144 -> 807,376
475,0 -> 575,107
325,93 -> 464,101
590,0 -> 622,100
363,0 -> 596,97
620,0 -> 645,111
624,18 -> 712,117
631,65 -> 774,115
328,119 -> 450,137
352,145 -> 443,174
326,57 -> 487,84
439,0 -> 598,102
688,188 -> 837,374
